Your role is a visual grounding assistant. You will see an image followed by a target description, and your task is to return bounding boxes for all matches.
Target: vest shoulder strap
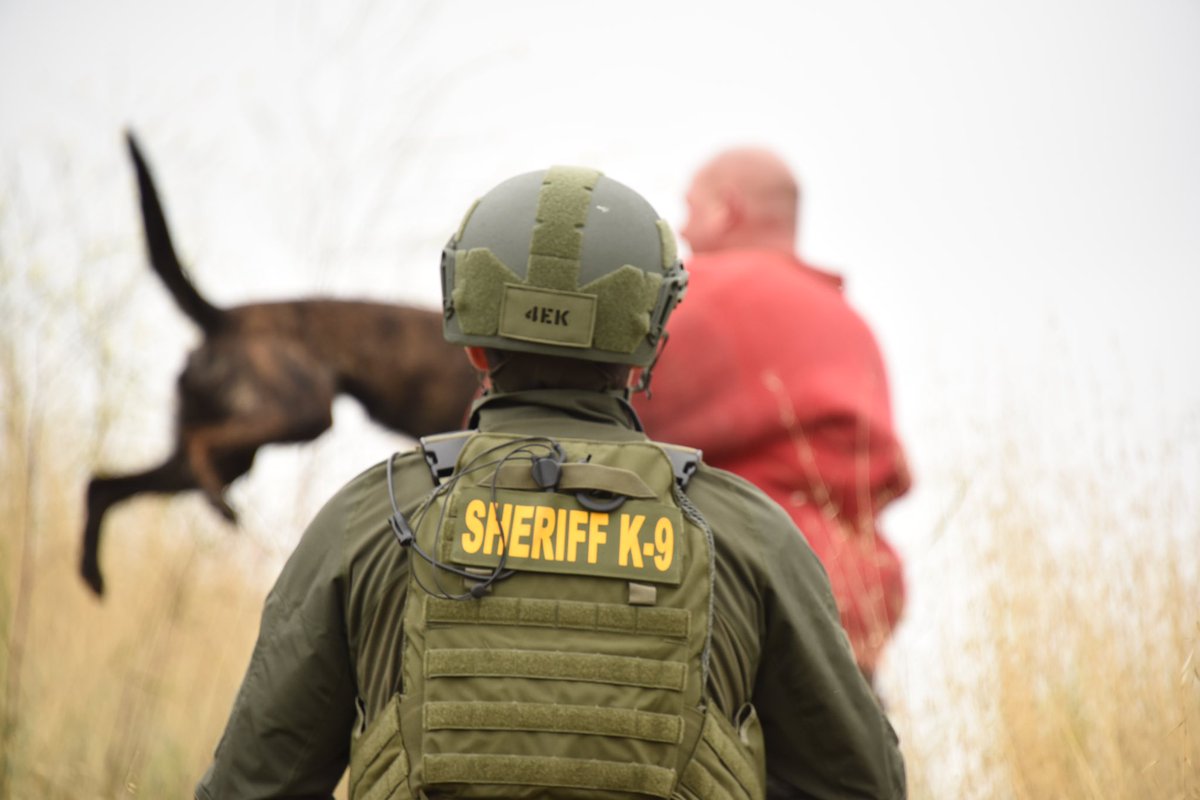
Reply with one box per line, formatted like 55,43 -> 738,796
419,430 -> 474,484
658,443 -> 702,490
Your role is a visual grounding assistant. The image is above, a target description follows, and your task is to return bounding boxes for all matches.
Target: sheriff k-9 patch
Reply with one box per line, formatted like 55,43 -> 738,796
448,488 -> 683,585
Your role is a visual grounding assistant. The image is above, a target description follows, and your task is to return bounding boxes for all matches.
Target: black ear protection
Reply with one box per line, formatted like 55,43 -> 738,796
387,436 -> 565,602
530,452 -> 562,489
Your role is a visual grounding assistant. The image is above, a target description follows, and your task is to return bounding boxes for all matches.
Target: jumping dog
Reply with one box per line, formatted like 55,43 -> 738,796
80,133 -> 479,596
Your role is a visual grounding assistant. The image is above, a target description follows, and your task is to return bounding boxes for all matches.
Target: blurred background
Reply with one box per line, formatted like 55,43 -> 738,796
1,0 -> 1197,797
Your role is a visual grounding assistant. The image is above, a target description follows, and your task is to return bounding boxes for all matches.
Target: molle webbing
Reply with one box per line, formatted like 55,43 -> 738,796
426,649 -> 687,691
678,711 -> 766,800
425,702 -> 683,743
425,754 -> 677,798
350,696 -> 410,800
426,596 -> 689,639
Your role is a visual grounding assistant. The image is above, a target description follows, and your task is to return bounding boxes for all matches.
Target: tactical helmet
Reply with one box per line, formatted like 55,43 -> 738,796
441,166 -> 687,367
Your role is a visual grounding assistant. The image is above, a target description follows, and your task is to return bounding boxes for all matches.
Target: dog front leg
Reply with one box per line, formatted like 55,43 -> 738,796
186,436 -> 240,521
183,404 -> 334,521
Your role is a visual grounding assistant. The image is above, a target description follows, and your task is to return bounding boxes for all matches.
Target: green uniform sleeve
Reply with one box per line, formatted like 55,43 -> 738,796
195,479 -> 361,800
690,468 -> 906,799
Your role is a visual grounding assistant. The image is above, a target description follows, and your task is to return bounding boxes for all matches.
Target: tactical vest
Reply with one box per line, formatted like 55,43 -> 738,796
350,431 -> 766,800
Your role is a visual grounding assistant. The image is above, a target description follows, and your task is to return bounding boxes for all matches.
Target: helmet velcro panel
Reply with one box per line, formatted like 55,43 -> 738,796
525,257 -> 579,293
454,198 -> 482,243
582,265 -> 663,354
656,219 -> 678,270
526,166 -> 599,290
453,249 -> 522,336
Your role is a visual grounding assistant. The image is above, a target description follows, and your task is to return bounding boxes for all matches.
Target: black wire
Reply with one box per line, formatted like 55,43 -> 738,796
421,438 -> 559,599
466,441 -> 556,596
387,450 -> 505,600
386,436 -> 565,601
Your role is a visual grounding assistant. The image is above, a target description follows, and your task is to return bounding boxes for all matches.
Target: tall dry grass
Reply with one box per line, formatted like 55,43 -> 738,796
0,386 -> 270,797
0,496 -> 268,799
981,516 -> 1196,798
883,417 -> 1200,798
0,183 -> 278,799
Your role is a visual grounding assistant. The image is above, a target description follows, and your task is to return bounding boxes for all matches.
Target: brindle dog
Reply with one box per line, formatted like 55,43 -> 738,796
81,133 -> 479,596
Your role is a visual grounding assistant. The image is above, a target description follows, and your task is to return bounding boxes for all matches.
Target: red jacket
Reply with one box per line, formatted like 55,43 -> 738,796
634,249 -> 910,674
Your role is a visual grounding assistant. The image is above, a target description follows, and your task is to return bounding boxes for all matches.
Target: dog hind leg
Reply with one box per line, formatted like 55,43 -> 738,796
82,452 -> 195,596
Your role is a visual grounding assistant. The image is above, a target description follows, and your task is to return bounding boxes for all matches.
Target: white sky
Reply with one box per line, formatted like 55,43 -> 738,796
2,0 -> 1198,785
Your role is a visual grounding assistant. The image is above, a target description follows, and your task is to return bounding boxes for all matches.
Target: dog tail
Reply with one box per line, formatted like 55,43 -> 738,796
126,130 -> 225,335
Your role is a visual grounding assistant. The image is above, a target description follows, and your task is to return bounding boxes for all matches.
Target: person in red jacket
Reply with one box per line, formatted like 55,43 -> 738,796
634,148 -> 911,681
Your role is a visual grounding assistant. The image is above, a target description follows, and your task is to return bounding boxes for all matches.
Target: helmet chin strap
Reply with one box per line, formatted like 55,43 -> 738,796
631,331 -> 670,399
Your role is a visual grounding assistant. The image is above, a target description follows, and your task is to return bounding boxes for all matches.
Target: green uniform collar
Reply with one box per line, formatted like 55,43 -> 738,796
468,389 -> 645,440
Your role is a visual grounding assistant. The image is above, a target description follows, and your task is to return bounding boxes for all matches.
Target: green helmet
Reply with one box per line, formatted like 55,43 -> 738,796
440,166 -> 687,367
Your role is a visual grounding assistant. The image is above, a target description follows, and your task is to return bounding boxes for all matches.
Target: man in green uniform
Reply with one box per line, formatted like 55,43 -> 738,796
196,166 -> 906,799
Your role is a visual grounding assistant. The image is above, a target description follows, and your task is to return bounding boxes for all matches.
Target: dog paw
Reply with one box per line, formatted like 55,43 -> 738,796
214,497 -> 239,524
81,561 -> 105,597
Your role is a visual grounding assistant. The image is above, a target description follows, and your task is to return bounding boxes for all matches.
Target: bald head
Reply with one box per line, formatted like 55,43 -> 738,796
681,147 -> 800,255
